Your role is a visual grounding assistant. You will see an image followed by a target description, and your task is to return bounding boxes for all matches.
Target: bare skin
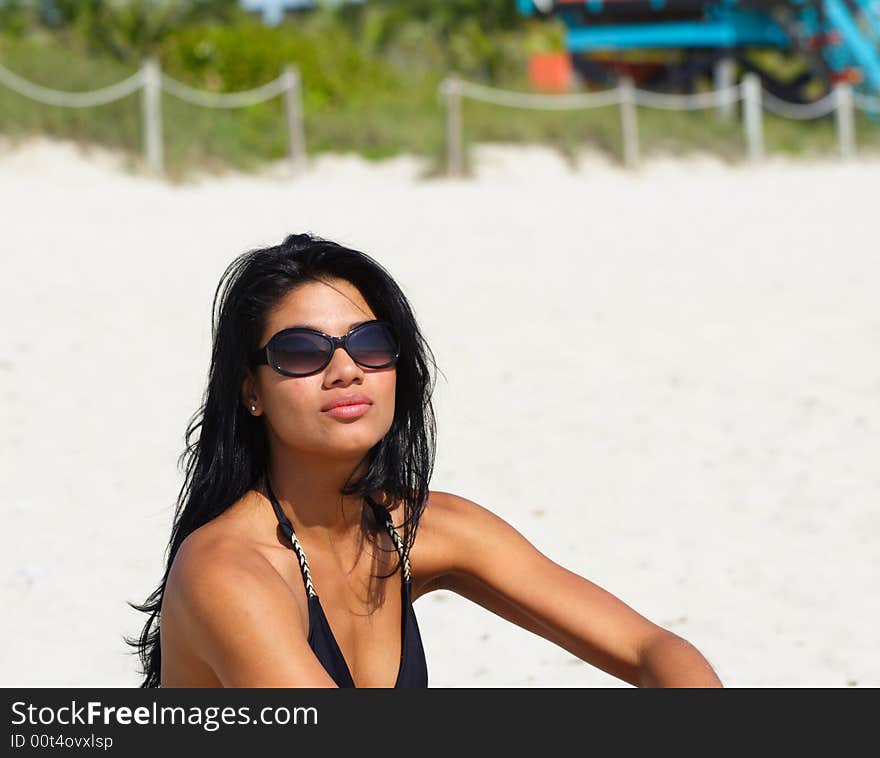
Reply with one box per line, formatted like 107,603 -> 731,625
160,277 -> 722,688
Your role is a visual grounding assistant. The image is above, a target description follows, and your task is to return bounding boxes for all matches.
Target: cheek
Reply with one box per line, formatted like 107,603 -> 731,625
264,383 -> 319,433
359,373 -> 396,437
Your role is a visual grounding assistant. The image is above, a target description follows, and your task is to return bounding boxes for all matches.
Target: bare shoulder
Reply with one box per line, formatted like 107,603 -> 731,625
163,527 -> 299,654
163,525 -> 336,687
415,489 -> 500,541
166,526 -> 282,612
407,489 -> 514,597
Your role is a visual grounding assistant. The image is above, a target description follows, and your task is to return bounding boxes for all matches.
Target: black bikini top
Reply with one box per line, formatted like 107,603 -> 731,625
264,477 -> 428,688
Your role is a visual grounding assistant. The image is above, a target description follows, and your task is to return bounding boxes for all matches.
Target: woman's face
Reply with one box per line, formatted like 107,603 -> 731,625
243,277 -> 397,461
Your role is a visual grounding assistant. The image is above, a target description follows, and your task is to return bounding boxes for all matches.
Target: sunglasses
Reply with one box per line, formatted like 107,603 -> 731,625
249,319 -> 400,377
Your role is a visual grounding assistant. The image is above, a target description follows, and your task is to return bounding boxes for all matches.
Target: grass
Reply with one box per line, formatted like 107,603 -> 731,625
0,33 -> 451,180
1,33 -> 878,181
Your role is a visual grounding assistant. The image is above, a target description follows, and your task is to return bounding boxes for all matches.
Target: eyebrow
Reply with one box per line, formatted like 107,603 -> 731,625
282,319 -> 372,333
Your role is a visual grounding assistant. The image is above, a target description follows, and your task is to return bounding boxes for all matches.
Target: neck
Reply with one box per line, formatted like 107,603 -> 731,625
261,447 -> 376,547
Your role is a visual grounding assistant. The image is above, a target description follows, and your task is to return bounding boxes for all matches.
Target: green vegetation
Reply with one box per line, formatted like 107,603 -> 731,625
0,1 -> 877,180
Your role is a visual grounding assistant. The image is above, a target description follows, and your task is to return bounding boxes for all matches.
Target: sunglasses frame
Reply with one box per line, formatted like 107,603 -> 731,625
249,319 -> 400,377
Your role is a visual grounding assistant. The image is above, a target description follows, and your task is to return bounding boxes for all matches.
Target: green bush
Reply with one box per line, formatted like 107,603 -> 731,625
0,0 -> 32,38
336,0 -> 550,81
12,0 -> 246,60
161,18 -> 404,110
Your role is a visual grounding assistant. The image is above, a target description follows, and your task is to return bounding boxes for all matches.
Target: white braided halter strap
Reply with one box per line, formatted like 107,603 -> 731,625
364,494 -> 413,584
265,477 -> 411,597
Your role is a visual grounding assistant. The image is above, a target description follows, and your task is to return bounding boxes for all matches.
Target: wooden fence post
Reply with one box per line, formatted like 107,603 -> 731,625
714,55 -> 736,121
283,64 -> 307,175
142,58 -> 163,175
619,74 -> 639,169
444,76 -> 464,177
742,73 -> 764,163
834,82 -> 856,161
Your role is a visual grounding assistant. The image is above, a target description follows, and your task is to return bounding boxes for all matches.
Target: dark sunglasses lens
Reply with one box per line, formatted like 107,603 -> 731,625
268,331 -> 331,375
348,322 -> 398,368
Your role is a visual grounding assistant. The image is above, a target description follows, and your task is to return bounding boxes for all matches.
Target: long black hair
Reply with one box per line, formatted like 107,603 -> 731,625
125,232 -> 439,688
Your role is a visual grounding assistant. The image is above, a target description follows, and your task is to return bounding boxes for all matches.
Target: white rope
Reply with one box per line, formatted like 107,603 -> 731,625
444,76 -> 870,123
633,84 -> 743,110
0,62 -> 143,107
853,92 -> 880,111
160,73 -> 287,108
761,90 -> 839,119
448,78 -> 622,109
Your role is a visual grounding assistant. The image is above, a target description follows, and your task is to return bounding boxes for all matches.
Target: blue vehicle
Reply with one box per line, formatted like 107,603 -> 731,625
517,0 -> 880,101
240,0 -> 365,25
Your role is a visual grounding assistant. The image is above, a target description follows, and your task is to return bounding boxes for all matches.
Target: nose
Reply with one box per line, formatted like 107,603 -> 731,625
323,343 -> 364,384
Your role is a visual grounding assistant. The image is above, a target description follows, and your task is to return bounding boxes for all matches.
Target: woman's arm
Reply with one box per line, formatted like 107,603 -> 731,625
635,632 -> 722,687
423,492 -> 722,687
164,536 -> 339,688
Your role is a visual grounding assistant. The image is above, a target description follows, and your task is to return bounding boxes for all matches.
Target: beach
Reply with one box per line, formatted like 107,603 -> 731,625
1,136 -> 877,687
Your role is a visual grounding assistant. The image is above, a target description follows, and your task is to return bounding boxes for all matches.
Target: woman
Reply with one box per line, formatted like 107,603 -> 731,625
128,232 -> 722,688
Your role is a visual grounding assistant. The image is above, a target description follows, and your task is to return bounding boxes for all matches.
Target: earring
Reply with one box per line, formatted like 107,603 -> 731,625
250,405 -> 257,412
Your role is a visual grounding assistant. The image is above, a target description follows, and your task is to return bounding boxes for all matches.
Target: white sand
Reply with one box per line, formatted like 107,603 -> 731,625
1,136 -> 877,687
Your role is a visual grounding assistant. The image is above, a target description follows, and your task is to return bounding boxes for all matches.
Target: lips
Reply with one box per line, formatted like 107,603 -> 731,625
320,393 -> 374,412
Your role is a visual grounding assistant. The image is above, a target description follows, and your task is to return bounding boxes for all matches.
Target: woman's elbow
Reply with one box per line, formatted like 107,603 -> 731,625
636,631 -> 724,688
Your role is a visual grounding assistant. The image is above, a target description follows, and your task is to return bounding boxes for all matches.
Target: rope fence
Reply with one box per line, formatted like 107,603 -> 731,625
0,59 -> 306,176
441,73 -> 878,175
1,57 -> 878,178
450,78 -> 622,109
0,64 -> 145,107
159,73 -> 288,108
761,90 -> 839,120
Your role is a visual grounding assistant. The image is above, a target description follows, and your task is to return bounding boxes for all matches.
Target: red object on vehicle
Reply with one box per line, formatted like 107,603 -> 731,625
529,52 -> 574,92
831,68 -> 863,84
807,30 -> 843,49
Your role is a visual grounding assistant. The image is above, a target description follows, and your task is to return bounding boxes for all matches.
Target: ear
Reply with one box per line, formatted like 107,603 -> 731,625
241,369 -> 261,416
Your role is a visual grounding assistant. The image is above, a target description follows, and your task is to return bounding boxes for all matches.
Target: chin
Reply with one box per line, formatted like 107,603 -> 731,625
327,428 -> 385,456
